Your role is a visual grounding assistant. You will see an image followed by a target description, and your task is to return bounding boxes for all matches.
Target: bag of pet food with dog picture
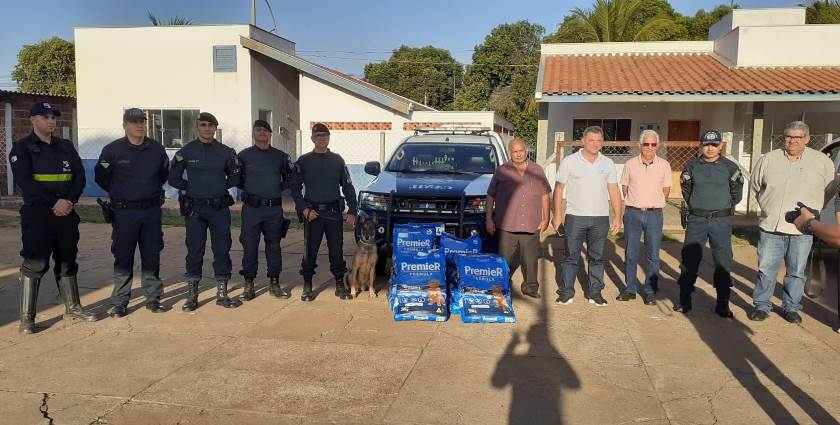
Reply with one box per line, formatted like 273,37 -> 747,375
389,249 -> 449,321
392,223 -> 443,261
454,254 -> 515,323
440,232 -> 482,261
453,254 -> 510,291
460,285 -> 515,323
392,288 -> 449,321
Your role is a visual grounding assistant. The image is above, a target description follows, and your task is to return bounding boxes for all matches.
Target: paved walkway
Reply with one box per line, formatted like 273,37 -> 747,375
0,218 -> 838,424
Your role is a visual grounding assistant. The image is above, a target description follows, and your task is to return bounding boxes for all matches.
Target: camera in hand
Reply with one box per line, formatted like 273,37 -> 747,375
784,202 -> 820,224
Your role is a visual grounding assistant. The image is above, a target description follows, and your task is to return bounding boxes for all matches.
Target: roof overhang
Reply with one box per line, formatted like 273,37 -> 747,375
536,93 -> 840,103
240,36 -> 416,115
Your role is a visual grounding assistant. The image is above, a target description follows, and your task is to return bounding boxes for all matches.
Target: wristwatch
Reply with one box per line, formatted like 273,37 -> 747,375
803,218 -> 816,235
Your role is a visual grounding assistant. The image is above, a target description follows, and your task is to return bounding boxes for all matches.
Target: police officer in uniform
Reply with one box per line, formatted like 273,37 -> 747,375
168,112 -> 242,311
94,108 -> 170,317
289,122 -> 357,301
237,120 -> 294,300
674,130 -> 744,317
9,102 -> 96,333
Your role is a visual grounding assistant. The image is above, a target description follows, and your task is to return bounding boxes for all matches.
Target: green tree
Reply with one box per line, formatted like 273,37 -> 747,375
454,20 -> 543,144
11,37 -> 76,96
802,1 -> 840,24
147,11 -> 193,25
544,0 -> 681,42
364,45 -> 462,110
679,4 -> 735,40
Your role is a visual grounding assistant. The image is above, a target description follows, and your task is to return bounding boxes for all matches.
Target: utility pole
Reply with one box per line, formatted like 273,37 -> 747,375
251,0 -> 257,25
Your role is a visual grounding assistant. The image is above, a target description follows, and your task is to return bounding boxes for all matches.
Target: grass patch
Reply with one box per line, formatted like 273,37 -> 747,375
74,205 -> 316,230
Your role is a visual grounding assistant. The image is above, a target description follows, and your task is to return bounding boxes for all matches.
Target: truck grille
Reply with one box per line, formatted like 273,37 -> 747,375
392,197 -> 461,214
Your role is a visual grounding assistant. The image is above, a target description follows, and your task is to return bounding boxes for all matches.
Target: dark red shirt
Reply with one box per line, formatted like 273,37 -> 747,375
487,161 -> 551,233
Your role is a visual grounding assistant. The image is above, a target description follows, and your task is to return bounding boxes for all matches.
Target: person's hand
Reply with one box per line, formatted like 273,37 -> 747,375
52,199 -> 73,216
610,217 -> 622,235
538,219 -> 549,233
486,218 -> 496,235
551,215 -> 564,230
303,208 -> 319,222
794,206 -> 815,232
345,213 -> 356,225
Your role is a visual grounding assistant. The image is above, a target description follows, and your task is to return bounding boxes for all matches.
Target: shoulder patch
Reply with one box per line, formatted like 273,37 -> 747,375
99,160 -> 110,169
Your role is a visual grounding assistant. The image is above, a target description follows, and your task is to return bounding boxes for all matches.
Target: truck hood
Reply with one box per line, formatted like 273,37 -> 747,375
363,171 -> 492,197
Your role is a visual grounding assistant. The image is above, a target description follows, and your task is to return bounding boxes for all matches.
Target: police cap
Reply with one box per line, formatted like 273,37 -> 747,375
123,108 -> 146,123
253,119 -> 272,132
29,102 -> 62,117
198,112 -> 219,126
700,130 -> 722,146
311,122 -> 330,136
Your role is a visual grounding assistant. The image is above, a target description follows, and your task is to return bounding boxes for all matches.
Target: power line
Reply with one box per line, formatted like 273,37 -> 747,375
297,53 -> 538,67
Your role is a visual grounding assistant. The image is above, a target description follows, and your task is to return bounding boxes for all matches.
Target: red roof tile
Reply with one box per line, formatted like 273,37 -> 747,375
540,53 -> 840,96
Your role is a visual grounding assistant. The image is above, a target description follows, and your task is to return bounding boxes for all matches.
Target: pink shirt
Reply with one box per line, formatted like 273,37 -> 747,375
620,155 -> 672,208
487,161 -> 551,233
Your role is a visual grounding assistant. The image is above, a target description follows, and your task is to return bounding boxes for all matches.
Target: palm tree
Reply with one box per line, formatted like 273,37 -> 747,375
564,0 -> 679,42
147,11 -> 193,26
799,1 -> 840,24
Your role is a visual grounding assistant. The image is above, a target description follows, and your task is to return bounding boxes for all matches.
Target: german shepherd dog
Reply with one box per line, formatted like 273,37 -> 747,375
348,215 -> 379,299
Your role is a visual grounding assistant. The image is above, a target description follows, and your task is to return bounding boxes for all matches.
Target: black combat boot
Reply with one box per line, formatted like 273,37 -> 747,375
300,279 -> 315,302
19,275 -> 39,334
270,277 -> 290,299
714,286 -> 734,318
56,276 -> 96,321
182,280 -> 199,312
216,280 -> 242,308
334,276 -> 352,300
241,279 -> 256,301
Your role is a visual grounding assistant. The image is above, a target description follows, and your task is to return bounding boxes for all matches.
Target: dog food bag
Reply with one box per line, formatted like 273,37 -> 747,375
392,223 -> 443,261
449,287 -> 463,316
454,254 -> 515,323
439,232 -> 482,261
453,254 -> 511,291
391,249 -> 446,292
392,289 -> 449,322
461,287 -> 516,323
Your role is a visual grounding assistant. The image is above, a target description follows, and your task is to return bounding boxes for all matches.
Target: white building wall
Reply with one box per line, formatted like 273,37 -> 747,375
74,25 -> 255,157
250,53 -> 299,155
298,74 -> 408,128
709,7 -> 806,39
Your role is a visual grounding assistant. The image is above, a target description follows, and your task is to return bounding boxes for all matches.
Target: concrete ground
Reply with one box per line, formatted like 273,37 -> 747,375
0,212 -> 838,424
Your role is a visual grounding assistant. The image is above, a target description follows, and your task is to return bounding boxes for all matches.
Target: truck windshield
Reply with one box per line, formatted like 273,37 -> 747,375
386,143 -> 498,174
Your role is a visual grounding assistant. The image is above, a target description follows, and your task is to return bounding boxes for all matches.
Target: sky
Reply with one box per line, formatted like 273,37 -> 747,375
0,0 -> 802,89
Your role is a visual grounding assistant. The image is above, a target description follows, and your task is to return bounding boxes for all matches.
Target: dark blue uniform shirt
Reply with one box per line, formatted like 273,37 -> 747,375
9,133 -> 85,206
237,145 -> 292,199
168,139 -> 240,199
289,150 -> 357,214
94,137 -> 169,201
680,156 -> 744,211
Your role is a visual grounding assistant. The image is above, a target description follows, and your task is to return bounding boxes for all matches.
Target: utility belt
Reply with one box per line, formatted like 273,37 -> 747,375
111,196 -> 165,210
178,194 -> 234,216
309,200 -> 343,213
689,208 -> 732,219
242,193 -> 283,208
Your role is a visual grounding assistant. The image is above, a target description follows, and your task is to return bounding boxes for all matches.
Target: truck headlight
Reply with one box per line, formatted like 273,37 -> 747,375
464,196 -> 486,214
359,191 -> 388,211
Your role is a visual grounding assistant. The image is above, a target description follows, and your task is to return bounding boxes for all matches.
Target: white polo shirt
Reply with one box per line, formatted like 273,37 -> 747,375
555,150 -> 618,216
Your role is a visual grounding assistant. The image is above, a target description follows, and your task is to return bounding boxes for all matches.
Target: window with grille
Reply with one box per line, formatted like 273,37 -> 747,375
142,109 -> 200,149
572,118 -> 632,156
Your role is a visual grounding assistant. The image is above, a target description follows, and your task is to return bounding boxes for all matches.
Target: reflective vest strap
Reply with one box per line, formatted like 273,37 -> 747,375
32,174 -> 73,182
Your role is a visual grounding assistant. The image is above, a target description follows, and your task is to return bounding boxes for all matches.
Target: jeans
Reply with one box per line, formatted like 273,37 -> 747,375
557,215 -> 609,298
753,230 -> 813,313
622,208 -> 663,295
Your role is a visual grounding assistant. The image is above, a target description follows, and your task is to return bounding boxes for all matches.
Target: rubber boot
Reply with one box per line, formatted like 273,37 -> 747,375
19,275 -> 39,334
56,276 -> 96,321
270,277 -> 290,299
715,286 -> 734,318
241,279 -> 255,301
334,276 -> 352,300
182,280 -> 199,312
301,280 -> 315,302
215,280 -> 242,308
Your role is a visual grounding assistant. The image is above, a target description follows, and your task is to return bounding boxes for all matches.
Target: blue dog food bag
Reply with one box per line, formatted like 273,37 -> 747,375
390,249 -> 448,321
439,232 -> 482,261
454,254 -> 511,291
392,223 -> 443,260
454,254 -> 515,323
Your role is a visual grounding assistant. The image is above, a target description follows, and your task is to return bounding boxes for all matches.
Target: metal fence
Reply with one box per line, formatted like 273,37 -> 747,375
0,127 -> 8,195
770,133 -> 835,151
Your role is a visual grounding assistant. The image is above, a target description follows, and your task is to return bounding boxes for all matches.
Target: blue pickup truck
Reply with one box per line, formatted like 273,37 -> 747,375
355,128 -> 509,274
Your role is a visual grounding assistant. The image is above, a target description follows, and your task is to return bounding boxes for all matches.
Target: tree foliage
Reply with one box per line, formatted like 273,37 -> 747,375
147,11 -> 193,26
454,20 -> 544,144
802,1 -> 840,24
11,37 -> 76,96
363,45 -> 462,111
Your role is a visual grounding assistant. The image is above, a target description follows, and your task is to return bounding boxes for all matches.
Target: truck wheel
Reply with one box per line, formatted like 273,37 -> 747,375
375,255 -> 390,276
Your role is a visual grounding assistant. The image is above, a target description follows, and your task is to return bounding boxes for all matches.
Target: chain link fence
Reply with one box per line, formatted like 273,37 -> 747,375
770,133 -> 835,151
0,126 -> 8,195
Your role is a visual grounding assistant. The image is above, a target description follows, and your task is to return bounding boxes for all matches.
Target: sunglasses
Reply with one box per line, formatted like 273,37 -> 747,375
641,143 -> 658,147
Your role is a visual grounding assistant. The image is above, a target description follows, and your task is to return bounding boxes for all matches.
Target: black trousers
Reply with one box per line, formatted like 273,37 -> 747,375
498,230 -> 541,291
239,204 -> 283,279
676,214 -> 733,301
185,206 -> 232,281
19,204 -> 80,278
300,209 -> 345,281
110,207 -> 164,307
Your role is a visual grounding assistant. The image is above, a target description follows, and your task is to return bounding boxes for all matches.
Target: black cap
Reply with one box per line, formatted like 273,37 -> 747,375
253,119 -> 272,132
29,102 -> 61,117
197,112 -> 218,126
123,108 -> 146,123
311,122 -> 330,136
700,130 -> 722,146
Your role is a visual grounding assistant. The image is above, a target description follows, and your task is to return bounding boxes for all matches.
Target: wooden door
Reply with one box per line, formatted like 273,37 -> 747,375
667,121 -> 700,198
